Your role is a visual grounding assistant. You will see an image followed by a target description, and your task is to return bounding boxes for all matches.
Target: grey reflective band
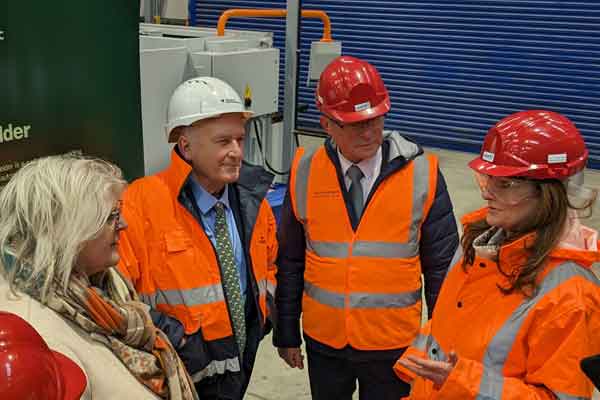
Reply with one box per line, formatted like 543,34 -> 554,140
476,262 -> 600,399
448,245 -> 464,273
267,281 -> 276,297
294,150 -> 315,221
412,333 -> 428,351
306,240 -> 420,259
294,148 -> 430,259
305,281 -> 421,309
257,279 -> 266,295
190,357 -> 241,382
412,333 -> 448,362
304,280 -> 345,308
352,240 -> 419,258
305,240 -> 349,258
409,155 -> 430,247
349,289 -> 421,308
140,283 -> 225,308
555,392 -> 588,400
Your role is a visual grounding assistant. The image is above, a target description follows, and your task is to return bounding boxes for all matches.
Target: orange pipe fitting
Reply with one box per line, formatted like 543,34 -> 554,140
217,9 -> 333,42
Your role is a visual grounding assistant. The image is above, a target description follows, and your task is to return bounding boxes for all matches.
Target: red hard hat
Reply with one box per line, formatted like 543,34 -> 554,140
468,110 -> 588,180
316,56 -> 391,124
0,312 -> 87,400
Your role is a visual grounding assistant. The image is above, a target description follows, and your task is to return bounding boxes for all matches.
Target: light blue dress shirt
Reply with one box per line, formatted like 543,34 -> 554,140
190,180 -> 247,295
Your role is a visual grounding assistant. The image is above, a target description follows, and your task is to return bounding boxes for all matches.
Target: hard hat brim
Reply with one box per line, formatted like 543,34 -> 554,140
468,156 -> 532,177
52,351 -> 87,400
326,98 -> 390,125
166,109 -> 254,143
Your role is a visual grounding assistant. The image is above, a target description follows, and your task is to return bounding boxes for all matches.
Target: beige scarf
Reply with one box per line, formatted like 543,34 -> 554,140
45,268 -> 198,400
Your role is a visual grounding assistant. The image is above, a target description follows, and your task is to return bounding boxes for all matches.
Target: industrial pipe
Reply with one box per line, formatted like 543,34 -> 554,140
217,9 -> 332,42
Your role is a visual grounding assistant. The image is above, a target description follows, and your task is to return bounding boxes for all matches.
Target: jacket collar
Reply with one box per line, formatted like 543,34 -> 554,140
463,207 -> 600,269
159,149 -> 274,203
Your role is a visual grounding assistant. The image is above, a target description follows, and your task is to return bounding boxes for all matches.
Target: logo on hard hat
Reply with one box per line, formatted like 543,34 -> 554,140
548,153 -> 567,164
482,151 -> 495,162
354,101 -> 371,112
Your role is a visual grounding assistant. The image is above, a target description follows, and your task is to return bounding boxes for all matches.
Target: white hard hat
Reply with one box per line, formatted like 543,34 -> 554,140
165,77 -> 253,142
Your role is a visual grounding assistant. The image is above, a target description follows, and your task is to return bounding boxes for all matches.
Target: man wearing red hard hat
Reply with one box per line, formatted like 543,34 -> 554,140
274,56 -> 459,399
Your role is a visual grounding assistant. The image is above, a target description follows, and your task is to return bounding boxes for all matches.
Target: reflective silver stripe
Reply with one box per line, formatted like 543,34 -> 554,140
190,357 -> 241,382
352,241 -> 419,258
306,240 -> 349,258
294,150 -> 315,221
257,279 -> 266,295
304,280 -> 345,308
412,333 -> 428,351
349,289 -> 421,308
140,283 -> 225,308
415,333 -> 448,362
409,155 -> 430,247
555,392 -> 588,400
267,281 -> 276,297
307,240 -> 418,259
476,262 -> 600,399
447,245 -> 464,274
305,281 -> 421,310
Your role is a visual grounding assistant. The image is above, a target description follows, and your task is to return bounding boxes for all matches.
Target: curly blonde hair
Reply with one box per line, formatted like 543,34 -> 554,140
0,155 -> 126,302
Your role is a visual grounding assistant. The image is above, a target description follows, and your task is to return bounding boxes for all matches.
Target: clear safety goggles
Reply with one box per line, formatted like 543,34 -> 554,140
474,173 -> 539,205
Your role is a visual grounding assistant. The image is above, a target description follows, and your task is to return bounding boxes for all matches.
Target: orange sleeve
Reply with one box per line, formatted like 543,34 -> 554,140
117,186 -> 147,288
436,306 -> 595,399
265,200 -> 278,298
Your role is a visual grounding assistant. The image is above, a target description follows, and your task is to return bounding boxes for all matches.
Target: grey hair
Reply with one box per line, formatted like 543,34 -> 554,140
0,154 -> 126,302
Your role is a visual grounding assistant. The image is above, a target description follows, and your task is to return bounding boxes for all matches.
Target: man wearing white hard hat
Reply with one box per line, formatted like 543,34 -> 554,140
117,77 -> 278,399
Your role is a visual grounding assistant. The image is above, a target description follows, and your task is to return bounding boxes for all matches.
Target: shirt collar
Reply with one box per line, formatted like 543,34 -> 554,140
337,146 -> 382,181
189,177 -> 230,215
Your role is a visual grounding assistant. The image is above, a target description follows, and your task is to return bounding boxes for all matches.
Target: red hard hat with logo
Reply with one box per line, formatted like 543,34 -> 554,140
468,110 -> 588,180
316,56 -> 391,124
0,312 -> 87,400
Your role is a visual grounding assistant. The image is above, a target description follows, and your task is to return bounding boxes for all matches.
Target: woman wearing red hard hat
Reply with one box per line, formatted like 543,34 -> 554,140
0,312 -> 87,400
395,110 -> 600,399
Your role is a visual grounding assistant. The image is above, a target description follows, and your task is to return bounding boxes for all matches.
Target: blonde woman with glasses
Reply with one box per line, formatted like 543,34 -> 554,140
0,155 -> 197,400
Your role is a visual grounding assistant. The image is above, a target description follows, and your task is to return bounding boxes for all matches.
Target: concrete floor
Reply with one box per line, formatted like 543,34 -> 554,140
245,139 -> 600,399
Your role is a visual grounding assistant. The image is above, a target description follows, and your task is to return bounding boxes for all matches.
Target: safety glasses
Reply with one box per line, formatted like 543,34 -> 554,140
328,116 -> 384,133
474,173 -> 539,205
105,201 -> 124,230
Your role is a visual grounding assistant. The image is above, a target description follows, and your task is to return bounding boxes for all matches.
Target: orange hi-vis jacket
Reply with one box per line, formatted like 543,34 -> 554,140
395,208 -> 600,399
289,134 -> 439,350
118,150 -> 277,351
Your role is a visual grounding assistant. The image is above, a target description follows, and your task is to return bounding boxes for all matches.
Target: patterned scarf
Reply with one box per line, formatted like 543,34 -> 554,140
45,268 -> 198,400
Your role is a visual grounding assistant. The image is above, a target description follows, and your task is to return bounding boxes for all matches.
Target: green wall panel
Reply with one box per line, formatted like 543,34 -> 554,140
0,1 -> 144,183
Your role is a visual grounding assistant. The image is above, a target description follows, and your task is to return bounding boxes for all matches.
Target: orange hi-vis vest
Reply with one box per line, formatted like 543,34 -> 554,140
395,208 -> 600,399
290,133 -> 439,350
118,151 -> 277,342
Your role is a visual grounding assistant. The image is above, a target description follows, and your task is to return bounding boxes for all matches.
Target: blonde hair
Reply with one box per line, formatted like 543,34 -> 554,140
0,155 -> 126,302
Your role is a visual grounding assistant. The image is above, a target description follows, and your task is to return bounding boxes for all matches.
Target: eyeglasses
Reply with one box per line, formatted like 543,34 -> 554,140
106,202 -> 124,229
328,116 -> 384,133
474,173 -> 539,205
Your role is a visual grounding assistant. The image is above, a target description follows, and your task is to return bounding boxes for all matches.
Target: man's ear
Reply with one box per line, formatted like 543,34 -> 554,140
177,129 -> 193,161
